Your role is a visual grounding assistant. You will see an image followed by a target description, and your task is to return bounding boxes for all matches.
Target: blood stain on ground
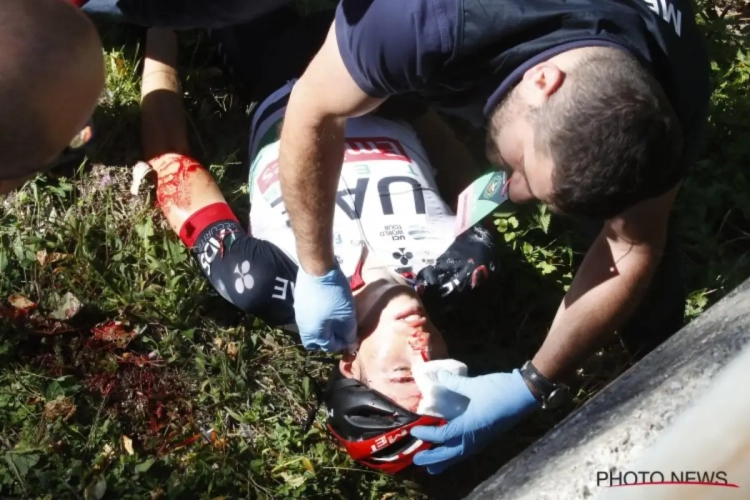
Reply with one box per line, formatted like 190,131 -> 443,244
25,318 -> 198,455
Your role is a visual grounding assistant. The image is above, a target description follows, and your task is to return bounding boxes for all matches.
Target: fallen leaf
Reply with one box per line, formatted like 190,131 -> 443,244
83,477 -> 107,500
102,444 -> 115,461
35,250 -> 68,266
279,472 -> 306,488
122,435 -> 134,456
302,456 -> 315,474
150,488 -> 165,500
226,342 -> 239,358
130,162 -> 153,196
8,294 -> 36,310
135,458 -> 156,473
48,292 -> 82,321
110,55 -> 126,76
43,396 -> 77,422
92,321 -> 137,348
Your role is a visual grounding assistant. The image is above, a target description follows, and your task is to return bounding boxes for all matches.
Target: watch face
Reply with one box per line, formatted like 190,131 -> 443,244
545,388 -> 568,410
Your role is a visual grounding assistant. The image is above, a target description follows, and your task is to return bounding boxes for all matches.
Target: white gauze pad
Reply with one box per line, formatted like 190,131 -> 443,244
412,359 -> 471,420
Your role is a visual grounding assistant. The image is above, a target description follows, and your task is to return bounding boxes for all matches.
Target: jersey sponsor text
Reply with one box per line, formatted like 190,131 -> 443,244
344,137 -> 411,163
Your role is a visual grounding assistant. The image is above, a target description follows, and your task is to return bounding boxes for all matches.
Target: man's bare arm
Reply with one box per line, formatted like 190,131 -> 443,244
140,28 -> 189,160
531,185 -> 680,382
278,23 -> 384,276
140,28 -> 227,235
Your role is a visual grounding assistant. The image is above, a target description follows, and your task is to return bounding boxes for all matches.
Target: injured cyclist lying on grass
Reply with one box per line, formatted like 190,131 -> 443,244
138,23 -> 499,474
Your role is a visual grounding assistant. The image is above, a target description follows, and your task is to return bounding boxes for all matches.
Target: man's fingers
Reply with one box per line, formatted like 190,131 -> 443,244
412,441 -> 461,467
426,455 -> 462,475
410,417 -> 463,443
435,370 -> 470,395
338,317 -> 358,349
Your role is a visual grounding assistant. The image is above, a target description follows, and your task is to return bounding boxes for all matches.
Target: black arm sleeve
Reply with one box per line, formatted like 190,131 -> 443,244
191,219 -> 298,327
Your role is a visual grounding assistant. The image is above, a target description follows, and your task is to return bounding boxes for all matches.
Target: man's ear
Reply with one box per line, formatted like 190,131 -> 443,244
339,353 -> 357,378
519,62 -> 565,106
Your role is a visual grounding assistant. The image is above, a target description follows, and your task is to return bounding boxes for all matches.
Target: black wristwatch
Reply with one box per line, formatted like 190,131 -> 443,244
520,361 -> 570,410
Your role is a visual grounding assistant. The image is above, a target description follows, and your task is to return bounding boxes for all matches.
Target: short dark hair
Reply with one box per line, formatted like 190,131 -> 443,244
0,0 -> 99,177
533,48 -> 683,219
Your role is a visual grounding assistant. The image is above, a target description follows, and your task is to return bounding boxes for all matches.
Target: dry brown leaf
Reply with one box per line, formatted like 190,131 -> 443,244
48,292 -> 82,321
35,250 -> 68,266
110,55 -> 126,76
43,396 -> 77,422
102,444 -> 115,461
226,342 -> 239,359
8,294 -> 36,310
122,435 -> 134,455
92,321 -> 137,348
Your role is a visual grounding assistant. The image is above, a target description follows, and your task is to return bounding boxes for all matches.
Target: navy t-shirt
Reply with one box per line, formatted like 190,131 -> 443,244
335,0 -> 711,198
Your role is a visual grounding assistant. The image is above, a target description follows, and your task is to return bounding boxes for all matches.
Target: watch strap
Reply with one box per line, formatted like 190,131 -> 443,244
520,361 -> 569,409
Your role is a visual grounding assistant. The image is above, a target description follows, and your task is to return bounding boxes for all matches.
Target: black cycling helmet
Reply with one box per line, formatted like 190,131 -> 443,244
324,365 -> 445,474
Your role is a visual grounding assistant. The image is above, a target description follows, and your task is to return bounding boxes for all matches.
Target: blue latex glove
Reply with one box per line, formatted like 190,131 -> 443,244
410,369 -> 540,474
293,264 -> 357,352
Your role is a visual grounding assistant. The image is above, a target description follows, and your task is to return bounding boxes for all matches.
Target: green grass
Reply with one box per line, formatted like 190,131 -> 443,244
0,2 -> 748,499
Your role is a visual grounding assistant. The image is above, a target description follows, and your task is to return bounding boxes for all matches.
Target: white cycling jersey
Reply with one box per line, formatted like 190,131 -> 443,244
247,81 -> 457,279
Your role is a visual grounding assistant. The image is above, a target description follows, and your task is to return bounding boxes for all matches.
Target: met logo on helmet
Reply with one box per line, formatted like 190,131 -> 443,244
370,428 -> 409,453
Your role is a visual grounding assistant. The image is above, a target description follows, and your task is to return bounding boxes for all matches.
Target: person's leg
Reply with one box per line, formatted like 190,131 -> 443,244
81,0 -> 292,29
580,219 -> 686,360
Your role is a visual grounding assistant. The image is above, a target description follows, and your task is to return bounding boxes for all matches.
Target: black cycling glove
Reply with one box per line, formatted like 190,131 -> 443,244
417,224 -> 498,300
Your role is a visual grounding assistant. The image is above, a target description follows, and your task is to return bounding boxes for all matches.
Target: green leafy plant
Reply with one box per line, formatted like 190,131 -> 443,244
0,4 -> 746,499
